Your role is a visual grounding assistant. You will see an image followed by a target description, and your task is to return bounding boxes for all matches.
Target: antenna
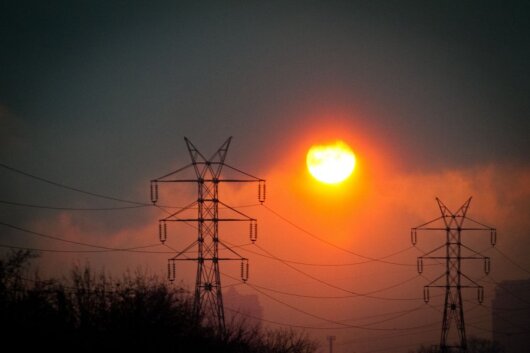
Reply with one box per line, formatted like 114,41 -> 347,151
412,197 -> 496,353
150,137 -> 265,334
327,335 -> 336,353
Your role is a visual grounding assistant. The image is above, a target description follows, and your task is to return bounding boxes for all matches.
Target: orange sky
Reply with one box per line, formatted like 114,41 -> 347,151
9,116 -> 530,353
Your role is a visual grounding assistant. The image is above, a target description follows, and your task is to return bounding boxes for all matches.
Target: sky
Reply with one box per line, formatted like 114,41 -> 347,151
1,1 -> 529,352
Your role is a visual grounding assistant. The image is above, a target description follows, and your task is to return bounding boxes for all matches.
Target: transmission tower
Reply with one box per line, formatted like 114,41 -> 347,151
150,137 -> 265,333
411,197 -> 496,353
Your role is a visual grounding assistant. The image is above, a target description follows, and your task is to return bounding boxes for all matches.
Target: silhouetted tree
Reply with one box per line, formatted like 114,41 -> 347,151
259,328 -> 319,353
0,251 -> 318,353
0,249 -> 37,301
409,337 -> 504,353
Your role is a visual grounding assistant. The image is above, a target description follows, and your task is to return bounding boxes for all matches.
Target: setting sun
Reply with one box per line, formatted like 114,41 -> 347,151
306,141 -> 356,184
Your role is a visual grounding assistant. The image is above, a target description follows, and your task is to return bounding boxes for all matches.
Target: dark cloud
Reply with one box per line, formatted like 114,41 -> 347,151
1,1 -> 528,168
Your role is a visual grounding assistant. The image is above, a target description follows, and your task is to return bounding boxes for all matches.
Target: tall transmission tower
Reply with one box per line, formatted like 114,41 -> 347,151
150,137 -> 265,333
411,197 -> 496,353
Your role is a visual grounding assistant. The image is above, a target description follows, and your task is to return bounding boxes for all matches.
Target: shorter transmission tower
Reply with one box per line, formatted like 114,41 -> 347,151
150,137 -> 265,333
411,197 -> 496,353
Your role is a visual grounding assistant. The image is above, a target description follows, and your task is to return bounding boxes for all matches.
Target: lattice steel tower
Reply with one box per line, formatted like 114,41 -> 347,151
411,197 -> 496,353
150,137 -> 265,333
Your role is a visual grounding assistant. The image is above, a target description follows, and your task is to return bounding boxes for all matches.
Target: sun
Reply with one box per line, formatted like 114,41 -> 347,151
306,141 -> 356,184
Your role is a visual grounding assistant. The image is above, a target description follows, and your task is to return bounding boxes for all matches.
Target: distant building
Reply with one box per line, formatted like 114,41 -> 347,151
492,278 -> 530,353
223,286 -> 263,327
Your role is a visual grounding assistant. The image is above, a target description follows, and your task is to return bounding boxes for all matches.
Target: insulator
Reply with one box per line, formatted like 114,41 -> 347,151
477,286 -> 484,303
491,229 -> 497,246
417,258 -> 423,274
249,221 -> 258,243
423,286 -> 430,303
411,229 -> 417,245
168,260 -> 176,282
166,260 -> 176,282
159,221 -> 167,243
258,181 -> 266,204
484,257 -> 491,274
150,180 -> 158,204
241,259 -> 249,282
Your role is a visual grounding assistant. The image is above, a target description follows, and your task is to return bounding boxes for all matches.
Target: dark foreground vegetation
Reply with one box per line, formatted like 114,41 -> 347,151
0,250 -> 317,353
410,339 -> 504,353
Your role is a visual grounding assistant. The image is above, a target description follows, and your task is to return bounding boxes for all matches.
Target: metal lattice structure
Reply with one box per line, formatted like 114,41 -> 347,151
150,137 -> 265,333
411,197 -> 496,353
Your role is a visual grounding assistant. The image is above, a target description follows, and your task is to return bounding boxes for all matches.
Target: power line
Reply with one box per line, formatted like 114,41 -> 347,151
483,276 -> 530,306
3,244 -> 254,258
468,302 -> 530,334
221,269 -> 420,302
0,243 -> 181,254
0,220 -> 167,253
247,282 -> 439,331
0,161 -> 416,268
239,282 -> 365,299
225,238 -> 417,267
221,271 -> 435,330
262,204 -> 417,266
0,162 -> 234,210
337,325 -> 439,346
336,315 -> 495,350
340,304 -> 430,324
248,272 -> 422,300
226,305 -> 436,335
356,304 -> 426,327
493,247 -> 530,275
0,199 -> 149,211
0,231 -> 248,257
0,199 -> 260,212
19,275 -> 189,296
243,283 -> 352,329
252,242 -> 423,301
220,271 -> 437,331
224,306 -> 345,331
0,162 -> 149,206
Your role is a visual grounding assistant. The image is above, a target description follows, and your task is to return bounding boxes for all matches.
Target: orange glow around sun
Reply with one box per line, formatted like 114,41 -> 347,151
306,141 -> 356,184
